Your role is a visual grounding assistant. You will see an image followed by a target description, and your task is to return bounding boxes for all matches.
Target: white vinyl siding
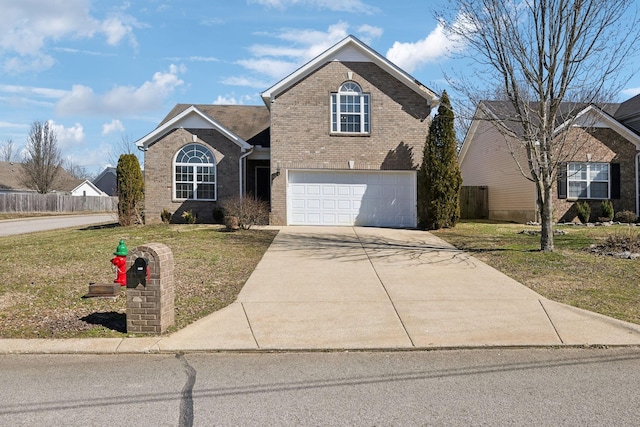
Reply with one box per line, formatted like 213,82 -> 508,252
459,120 -> 536,220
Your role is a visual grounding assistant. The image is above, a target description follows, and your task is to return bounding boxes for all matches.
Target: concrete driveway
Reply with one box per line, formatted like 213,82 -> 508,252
159,226 -> 640,351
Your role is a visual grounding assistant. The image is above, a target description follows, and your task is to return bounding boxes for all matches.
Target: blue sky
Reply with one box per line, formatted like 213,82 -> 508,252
2,0 -> 639,176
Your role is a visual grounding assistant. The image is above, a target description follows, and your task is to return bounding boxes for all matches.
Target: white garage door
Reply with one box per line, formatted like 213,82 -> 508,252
287,170 -> 416,227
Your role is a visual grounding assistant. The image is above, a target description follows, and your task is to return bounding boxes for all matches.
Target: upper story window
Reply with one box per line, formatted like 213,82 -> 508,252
173,143 -> 216,201
567,162 -> 609,199
331,81 -> 370,134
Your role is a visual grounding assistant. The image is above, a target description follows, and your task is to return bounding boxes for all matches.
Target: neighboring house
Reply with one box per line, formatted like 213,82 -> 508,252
93,167 -> 117,196
0,161 -> 81,194
70,180 -> 108,197
137,35 -> 438,226
459,95 -> 640,223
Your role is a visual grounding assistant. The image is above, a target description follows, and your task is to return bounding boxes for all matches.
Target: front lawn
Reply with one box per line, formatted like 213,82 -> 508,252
433,221 -> 640,325
0,224 -> 276,338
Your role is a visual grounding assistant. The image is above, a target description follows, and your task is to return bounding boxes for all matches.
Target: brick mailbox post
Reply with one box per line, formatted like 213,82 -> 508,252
125,243 -> 175,334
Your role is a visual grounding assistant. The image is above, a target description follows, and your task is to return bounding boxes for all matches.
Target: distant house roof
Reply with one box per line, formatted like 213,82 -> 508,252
459,99 -> 640,165
93,166 -> 117,196
71,180 -> 108,197
0,161 -> 81,193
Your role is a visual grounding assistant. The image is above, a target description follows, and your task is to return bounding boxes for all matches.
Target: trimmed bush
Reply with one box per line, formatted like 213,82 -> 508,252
116,154 -> 144,226
160,209 -> 172,224
576,201 -> 591,224
615,210 -> 638,223
181,210 -> 197,224
600,200 -> 614,220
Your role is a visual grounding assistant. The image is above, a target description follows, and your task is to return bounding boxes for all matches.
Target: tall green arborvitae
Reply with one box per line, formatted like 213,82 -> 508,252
417,91 -> 462,229
116,154 -> 144,226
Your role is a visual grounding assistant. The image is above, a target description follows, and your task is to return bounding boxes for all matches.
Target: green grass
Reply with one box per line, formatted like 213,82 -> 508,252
433,220 -> 640,325
0,223 -> 276,338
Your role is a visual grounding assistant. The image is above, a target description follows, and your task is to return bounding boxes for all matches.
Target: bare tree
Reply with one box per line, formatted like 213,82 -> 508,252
21,121 -> 63,194
64,159 -> 94,180
0,139 -> 17,162
109,135 -> 139,166
442,0 -> 639,251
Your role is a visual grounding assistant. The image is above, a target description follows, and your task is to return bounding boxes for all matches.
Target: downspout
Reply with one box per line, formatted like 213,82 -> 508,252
635,151 -> 640,216
239,148 -> 254,201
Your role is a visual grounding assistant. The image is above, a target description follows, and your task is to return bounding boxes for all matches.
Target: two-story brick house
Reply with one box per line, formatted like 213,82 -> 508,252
136,35 -> 438,226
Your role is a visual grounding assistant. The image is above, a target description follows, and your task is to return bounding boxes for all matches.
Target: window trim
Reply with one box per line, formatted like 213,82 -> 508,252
330,81 -> 370,135
172,143 -> 217,201
566,162 -> 610,200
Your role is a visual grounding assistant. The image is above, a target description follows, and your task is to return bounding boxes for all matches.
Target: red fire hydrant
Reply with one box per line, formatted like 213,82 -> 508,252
111,240 -> 128,286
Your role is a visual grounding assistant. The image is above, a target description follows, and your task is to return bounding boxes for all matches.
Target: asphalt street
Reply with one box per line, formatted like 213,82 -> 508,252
0,213 -> 118,236
1,348 -> 639,426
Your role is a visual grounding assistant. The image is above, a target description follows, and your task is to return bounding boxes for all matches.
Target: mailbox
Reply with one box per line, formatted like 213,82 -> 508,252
127,257 -> 149,287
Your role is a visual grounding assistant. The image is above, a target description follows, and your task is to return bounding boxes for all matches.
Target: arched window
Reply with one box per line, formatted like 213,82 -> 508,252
173,143 -> 216,200
331,81 -> 370,134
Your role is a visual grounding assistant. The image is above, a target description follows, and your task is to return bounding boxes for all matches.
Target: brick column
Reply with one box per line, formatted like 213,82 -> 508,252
125,243 -> 175,334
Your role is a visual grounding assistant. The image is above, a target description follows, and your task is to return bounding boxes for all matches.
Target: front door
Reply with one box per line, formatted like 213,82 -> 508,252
255,166 -> 271,202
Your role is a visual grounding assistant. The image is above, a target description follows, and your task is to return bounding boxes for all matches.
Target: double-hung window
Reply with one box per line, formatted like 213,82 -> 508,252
567,162 -> 609,199
174,143 -> 216,201
331,82 -> 370,134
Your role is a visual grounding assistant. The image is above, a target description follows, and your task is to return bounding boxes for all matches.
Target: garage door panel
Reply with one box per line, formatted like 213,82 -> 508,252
288,170 -> 416,227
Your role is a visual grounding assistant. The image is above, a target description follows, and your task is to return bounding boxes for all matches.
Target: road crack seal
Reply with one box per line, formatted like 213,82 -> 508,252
176,352 -> 196,427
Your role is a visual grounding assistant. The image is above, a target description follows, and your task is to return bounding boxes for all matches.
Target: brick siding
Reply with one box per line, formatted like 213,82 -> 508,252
554,127 -> 638,222
268,61 -> 432,225
144,127 -> 242,224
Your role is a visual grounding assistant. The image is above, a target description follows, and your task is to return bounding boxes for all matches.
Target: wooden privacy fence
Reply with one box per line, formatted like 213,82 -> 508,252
0,193 -> 118,213
460,186 -> 488,219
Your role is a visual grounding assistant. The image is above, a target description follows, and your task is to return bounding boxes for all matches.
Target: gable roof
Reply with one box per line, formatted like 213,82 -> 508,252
0,161 -> 82,193
136,105 -> 264,151
261,35 -> 439,108
159,104 -> 270,146
71,180 -> 108,196
459,100 -> 640,165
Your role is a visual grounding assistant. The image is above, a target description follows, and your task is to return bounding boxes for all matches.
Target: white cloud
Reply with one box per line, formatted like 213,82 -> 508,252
0,0 -> 140,73
55,64 -> 185,116
386,14 -> 470,73
248,0 -> 378,14
0,121 -> 29,129
221,76 -> 271,88
0,84 -> 67,99
48,120 -> 85,150
621,87 -> 640,97
230,22 -> 381,84
357,24 -> 383,44
102,119 -> 125,135
165,56 -> 219,63
213,94 -> 251,105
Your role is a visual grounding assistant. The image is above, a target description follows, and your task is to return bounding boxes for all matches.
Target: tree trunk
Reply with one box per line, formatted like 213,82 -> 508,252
540,184 -> 555,252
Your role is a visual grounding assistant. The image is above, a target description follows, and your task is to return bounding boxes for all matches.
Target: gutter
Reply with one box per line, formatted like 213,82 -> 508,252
635,151 -> 640,216
239,149 -> 254,200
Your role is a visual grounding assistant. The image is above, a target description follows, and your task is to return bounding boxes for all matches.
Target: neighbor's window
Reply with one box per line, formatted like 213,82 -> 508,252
174,143 -> 216,200
331,81 -> 370,134
567,162 -> 609,199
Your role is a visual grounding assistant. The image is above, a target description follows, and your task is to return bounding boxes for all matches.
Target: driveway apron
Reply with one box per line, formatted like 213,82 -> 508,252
161,226 -> 640,351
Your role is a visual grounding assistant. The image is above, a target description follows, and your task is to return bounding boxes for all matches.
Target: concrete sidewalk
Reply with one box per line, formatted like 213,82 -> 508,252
2,226 -> 640,353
